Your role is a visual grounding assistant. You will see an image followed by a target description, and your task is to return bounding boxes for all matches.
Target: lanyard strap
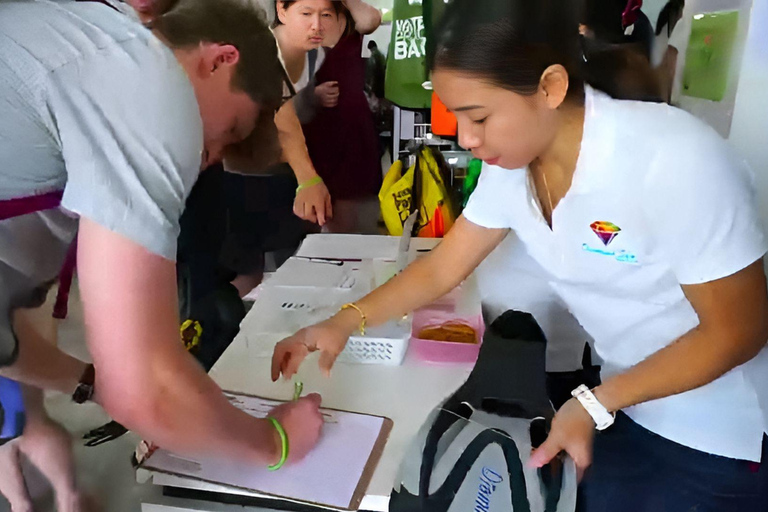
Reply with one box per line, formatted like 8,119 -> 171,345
0,190 -> 76,319
0,190 -> 64,221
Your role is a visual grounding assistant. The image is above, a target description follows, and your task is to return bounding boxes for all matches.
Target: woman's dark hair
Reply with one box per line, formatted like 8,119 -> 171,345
337,5 -> 357,38
431,0 -> 586,102
272,0 -> 344,29
585,46 -> 664,103
431,0 -> 662,103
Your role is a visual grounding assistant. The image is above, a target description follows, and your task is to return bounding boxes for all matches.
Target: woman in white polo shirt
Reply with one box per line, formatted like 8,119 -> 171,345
272,0 -> 768,509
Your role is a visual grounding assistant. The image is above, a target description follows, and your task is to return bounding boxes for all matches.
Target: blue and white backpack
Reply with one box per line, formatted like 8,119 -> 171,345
390,311 -> 579,512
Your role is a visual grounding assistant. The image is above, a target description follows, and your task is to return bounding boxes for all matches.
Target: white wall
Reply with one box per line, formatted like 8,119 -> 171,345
730,0 -> 768,230
644,0 -> 767,265
363,24 -> 393,57
366,0 -> 393,8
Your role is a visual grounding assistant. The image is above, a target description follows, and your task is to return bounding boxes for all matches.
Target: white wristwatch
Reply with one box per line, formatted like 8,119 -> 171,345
571,385 -> 615,431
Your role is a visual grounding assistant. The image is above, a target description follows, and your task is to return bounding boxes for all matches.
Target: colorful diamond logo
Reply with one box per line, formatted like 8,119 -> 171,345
591,221 -> 621,246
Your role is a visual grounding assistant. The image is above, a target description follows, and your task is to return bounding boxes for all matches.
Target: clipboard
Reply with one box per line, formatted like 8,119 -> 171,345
140,391 -> 393,511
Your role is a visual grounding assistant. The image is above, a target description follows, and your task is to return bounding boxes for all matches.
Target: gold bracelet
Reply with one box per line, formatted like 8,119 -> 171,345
341,303 -> 367,336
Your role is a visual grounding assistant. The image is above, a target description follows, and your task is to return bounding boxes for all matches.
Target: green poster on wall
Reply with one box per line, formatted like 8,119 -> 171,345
384,0 -> 432,109
682,10 -> 739,102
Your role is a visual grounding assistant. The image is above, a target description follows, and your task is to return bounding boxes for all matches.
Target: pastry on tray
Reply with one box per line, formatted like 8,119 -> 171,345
417,322 -> 478,344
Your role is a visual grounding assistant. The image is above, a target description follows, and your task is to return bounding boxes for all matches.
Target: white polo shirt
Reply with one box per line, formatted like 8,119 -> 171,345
463,86 -> 768,462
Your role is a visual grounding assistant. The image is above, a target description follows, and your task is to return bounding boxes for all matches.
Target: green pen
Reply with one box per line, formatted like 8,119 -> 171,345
293,381 -> 303,401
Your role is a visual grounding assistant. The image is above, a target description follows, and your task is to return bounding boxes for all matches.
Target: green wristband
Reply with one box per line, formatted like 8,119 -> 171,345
296,176 -> 324,194
267,417 -> 289,471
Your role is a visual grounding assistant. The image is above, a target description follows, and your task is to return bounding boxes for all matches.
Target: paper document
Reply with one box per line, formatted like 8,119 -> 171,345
142,392 -> 392,511
296,234 -> 440,261
266,258 -> 358,289
239,286 -> 359,338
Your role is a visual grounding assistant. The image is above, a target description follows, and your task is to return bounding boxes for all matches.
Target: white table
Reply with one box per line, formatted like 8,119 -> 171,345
140,235 -> 475,511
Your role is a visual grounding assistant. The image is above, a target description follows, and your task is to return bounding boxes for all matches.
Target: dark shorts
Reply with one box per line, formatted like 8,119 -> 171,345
219,168 -> 316,275
580,411 -> 768,512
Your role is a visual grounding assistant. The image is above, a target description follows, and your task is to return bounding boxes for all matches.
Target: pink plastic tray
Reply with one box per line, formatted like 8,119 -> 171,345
410,308 -> 485,364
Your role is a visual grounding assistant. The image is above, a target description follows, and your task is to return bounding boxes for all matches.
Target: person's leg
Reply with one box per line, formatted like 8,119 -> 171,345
0,439 -> 33,512
17,385 -> 86,512
354,197 -> 382,234
5,304 -> 92,512
324,197 -> 380,235
581,412 -> 768,512
322,199 -> 357,234
0,383 -> 89,512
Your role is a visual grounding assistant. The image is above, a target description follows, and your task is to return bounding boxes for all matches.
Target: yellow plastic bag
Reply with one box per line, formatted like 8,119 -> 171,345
379,147 -> 455,238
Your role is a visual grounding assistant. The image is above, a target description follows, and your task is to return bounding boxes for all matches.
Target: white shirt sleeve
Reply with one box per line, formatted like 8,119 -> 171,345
50,38 -> 203,260
462,164 -> 518,229
642,112 -> 767,285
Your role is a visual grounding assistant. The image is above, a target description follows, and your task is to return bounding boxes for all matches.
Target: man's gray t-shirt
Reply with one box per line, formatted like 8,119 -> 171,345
0,0 -> 204,365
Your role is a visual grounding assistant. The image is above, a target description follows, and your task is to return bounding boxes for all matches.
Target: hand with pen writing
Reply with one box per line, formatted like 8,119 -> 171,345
267,394 -> 324,464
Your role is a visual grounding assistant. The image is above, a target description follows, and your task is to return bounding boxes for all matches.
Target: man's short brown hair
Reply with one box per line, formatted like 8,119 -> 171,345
151,0 -> 285,173
152,0 -> 284,113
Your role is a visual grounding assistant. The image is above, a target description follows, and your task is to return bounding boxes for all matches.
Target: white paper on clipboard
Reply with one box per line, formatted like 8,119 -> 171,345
141,392 -> 392,511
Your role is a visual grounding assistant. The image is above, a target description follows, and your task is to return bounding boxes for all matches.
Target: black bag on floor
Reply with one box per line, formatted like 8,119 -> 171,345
177,263 -> 245,372
176,165 -> 245,371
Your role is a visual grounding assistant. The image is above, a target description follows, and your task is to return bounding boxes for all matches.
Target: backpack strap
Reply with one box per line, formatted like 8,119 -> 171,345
426,428 -> 532,512
419,403 -> 473,498
540,459 -> 564,512
0,190 -> 63,221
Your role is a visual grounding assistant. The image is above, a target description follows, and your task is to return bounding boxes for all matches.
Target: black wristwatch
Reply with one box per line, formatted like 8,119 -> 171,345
72,364 -> 95,404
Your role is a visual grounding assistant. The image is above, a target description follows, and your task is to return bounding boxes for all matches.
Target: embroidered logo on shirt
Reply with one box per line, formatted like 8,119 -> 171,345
582,244 -> 639,264
584,221 -> 639,264
590,221 -> 621,246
